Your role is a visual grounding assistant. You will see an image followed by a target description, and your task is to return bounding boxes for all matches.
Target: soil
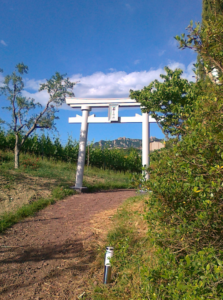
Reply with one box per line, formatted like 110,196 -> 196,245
0,189 -> 137,300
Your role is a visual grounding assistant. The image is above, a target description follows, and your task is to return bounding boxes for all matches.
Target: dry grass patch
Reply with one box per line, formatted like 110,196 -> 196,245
0,172 -> 57,215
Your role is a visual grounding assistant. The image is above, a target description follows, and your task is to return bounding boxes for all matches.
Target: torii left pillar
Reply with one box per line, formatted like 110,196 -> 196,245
74,106 -> 91,190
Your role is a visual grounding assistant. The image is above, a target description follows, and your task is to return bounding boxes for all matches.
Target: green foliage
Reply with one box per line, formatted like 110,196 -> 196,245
129,82 -> 223,298
88,146 -> 141,173
130,67 -> 198,139
195,1 -> 223,82
39,72 -> 75,106
142,247 -> 223,299
142,87 -> 223,251
202,0 -> 223,21
175,14 -> 223,82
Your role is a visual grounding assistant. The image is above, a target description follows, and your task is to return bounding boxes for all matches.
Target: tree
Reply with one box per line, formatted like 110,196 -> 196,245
203,0 -> 223,19
129,67 -> 198,140
195,0 -> 223,80
175,7 -> 223,83
0,63 -> 75,169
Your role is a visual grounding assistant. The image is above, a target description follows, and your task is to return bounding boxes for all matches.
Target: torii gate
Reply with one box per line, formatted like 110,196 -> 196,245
65,98 -> 156,191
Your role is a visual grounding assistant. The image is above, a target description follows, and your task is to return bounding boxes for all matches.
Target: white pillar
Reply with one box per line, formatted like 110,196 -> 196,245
75,106 -> 91,189
142,112 -> 150,180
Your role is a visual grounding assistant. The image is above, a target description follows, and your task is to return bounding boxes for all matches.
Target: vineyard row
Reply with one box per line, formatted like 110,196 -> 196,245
0,131 -> 142,173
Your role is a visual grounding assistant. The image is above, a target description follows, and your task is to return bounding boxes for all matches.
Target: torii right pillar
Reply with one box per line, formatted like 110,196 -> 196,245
142,112 -> 150,180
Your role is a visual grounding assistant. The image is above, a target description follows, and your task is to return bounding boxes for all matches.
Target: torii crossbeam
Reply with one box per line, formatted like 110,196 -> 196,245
65,98 -> 156,191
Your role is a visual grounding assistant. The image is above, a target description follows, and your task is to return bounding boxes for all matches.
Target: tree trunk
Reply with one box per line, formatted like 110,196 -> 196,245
15,135 -> 20,169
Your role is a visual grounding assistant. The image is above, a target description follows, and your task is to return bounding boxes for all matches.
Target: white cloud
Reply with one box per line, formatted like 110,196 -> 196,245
70,69 -> 163,99
125,3 -> 133,10
185,61 -> 196,81
0,71 -> 4,82
0,40 -> 7,46
167,60 -> 196,81
19,61 -> 195,109
24,78 -> 45,91
22,90 -> 49,106
21,89 -> 74,111
134,59 -> 140,65
0,72 -> 5,88
167,61 -> 185,71
158,50 -> 166,57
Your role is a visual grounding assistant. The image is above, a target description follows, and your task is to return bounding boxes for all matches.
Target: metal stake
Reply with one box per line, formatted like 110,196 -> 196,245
103,246 -> 114,284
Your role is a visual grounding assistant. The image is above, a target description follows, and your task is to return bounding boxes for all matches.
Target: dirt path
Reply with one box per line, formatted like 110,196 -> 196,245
0,189 -> 136,300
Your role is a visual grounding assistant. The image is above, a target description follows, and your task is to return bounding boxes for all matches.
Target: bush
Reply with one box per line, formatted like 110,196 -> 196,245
143,86 -> 223,253
142,247 -> 223,299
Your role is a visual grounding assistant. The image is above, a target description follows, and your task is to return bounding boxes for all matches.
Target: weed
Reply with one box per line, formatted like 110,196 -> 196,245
22,157 -> 40,170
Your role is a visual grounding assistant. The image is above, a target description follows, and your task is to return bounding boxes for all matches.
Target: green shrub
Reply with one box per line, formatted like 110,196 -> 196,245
143,88 -> 223,253
141,247 -> 223,300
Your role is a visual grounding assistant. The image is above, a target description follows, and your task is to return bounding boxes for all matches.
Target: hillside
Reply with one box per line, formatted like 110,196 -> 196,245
93,136 -> 164,149
0,149 -> 130,219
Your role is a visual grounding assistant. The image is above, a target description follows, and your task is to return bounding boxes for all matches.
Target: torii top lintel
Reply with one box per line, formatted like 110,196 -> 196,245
66,97 -> 141,108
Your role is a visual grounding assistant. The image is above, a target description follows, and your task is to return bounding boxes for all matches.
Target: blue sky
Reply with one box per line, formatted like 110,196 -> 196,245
0,0 -> 202,144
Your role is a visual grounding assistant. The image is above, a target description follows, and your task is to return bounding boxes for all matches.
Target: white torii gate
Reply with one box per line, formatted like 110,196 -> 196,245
65,98 -> 156,191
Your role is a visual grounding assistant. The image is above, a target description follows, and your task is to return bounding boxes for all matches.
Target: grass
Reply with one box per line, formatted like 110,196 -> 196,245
84,194 -> 157,300
0,150 -> 130,189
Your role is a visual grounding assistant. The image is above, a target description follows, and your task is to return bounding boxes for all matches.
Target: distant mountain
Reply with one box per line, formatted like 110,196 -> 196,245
92,137 -> 164,149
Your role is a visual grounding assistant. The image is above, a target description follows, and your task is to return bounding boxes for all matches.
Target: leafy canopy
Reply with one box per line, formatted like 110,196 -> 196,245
130,67 -> 198,139
175,15 -> 223,82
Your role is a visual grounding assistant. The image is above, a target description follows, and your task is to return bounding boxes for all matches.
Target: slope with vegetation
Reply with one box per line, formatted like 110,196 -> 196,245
0,149 -> 130,232
88,2 -> 223,299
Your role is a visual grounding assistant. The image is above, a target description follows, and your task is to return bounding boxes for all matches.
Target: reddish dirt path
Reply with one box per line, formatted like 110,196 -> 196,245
0,190 -> 136,300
